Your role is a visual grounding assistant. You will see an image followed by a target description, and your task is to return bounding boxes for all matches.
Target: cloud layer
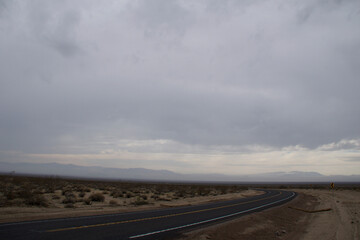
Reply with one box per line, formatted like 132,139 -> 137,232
1,0 -> 359,175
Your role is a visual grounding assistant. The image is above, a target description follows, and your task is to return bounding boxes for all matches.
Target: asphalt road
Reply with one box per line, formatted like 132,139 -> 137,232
0,189 -> 296,240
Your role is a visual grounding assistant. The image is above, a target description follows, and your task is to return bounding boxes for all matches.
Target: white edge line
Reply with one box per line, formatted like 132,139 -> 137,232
129,192 -> 295,239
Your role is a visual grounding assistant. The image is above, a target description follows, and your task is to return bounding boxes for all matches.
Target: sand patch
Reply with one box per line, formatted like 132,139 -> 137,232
299,189 -> 360,240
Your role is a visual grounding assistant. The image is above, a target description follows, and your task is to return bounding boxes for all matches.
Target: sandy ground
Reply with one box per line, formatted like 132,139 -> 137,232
174,189 -> 360,240
0,189 -> 261,223
299,189 -> 359,240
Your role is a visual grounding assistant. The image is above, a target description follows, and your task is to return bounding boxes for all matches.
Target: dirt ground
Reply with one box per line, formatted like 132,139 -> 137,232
299,189 -> 359,240
174,189 -> 360,240
0,189 -> 261,223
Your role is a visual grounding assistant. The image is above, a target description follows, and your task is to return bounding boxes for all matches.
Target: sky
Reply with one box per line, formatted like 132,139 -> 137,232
0,0 -> 360,176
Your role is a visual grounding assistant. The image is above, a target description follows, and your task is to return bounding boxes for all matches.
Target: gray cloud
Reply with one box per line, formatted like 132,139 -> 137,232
0,0 -> 360,175
25,1 -> 82,57
345,157 -> 360,162
0,0 -> 7,15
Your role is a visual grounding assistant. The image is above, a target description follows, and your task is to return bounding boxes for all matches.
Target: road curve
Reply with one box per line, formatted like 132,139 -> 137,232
0,189 -> 296,240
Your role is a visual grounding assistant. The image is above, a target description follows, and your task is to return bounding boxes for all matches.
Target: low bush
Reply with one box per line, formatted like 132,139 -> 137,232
110,191 -> 122,198
52,195 -> 60,200
17,189 -> 32,199
64,203 -> 75,208
132,197 -> 149,206
89,193 -> 105,202
24,194 -> 48,207
0,195 -> 7,207
62,196 -> 76,204
125,192 -> 133,198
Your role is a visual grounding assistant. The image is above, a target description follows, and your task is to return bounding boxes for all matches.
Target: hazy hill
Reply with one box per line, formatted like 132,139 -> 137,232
0,161 -> 359,182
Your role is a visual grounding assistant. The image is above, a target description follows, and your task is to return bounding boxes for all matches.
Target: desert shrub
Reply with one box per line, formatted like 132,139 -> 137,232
0,195 -> 7,207
89,193 -> 105,202
64,191 -> 76,198
197,187 -> 211,196
151,194 -> 159,200
110,191 -> 118,197
24,194 -> 48,207
44,187 -> 55,193
73,185 -> 86,192
158,196 -> 171,201
83,198 -> 92,205
17,188 -> 32,199
78,192 -> 85,198
132,197 -> 148,206
32,188 -> 43,195
52,195 -> 60,200
174,190 -> 185,198
62,196 -> 76,204
109,200 -> 118,205
125,192 -> 133,198
12,198 -> 23,206
64,203 -> 75,208
4,189 -> 16,200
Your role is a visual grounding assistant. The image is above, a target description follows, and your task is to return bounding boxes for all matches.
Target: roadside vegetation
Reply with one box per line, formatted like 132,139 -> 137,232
0,174 -> 247,209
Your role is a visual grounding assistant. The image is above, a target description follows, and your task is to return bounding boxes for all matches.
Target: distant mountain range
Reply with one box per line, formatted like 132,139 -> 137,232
0,161 -> 359,182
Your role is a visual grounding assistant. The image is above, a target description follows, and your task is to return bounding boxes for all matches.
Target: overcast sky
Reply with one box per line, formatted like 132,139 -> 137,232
1,0 -> 360,176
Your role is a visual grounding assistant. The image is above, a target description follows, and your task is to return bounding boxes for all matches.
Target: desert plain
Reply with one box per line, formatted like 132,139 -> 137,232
0,174 -> 359,239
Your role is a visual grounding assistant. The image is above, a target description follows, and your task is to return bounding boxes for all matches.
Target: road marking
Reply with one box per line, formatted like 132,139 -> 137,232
46,191 -> 282,233
129,192 -> 296,239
